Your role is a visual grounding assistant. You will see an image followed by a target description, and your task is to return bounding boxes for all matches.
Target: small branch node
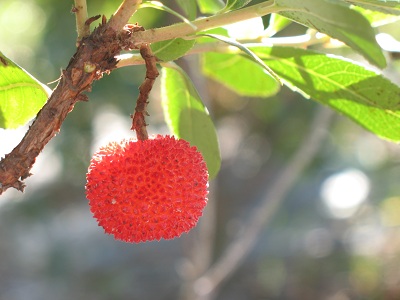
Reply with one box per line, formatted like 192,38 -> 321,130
85,15 -> 101,26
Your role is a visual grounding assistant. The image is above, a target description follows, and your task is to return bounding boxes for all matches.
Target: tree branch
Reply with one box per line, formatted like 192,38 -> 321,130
131,1 -> 278,45
0,20 -> 143,195
115,30 -> 330,68
73,0 -> 90,45
191,106 -> 335,299
0,0 -> 281,195
108,0 -> 142,32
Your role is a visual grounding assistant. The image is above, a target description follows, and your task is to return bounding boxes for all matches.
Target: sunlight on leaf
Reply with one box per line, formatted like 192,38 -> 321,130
140,1 -> 197,29
199,33 -> 281,84
252,46 -> 400,142
264,14 -> 292,37
275,0 -> 386,68
352,5 -> 400,26
160,63 -> 221,178
196,0 -> 225,14
220,0 -> 253,13
202,52 -> 280,97
0,52 -> 50,129
151,38 -> 195,61
347,0 -> 400,15
175,0 -> 197,20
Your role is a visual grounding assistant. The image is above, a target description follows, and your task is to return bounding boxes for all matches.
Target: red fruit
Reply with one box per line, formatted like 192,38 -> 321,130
85,135 -> 209,243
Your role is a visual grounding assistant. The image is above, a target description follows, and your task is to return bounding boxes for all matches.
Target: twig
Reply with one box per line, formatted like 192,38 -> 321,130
191,106 -> 334,299
131,1 -> 278,45
0,20 -> 141,195
73,0 -> 90,46
131,43 -> 159,140
115,31 -> 330,68
108,0 -> 142,32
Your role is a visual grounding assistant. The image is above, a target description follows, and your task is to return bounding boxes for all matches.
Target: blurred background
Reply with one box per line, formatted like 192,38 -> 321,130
1,0 -> 400,299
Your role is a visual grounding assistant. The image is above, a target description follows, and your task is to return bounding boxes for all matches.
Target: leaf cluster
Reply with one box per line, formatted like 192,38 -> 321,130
1,0 -> 400,182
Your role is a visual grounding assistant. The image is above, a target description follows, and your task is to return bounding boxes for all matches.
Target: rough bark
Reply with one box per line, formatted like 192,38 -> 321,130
0,19 -> 143,195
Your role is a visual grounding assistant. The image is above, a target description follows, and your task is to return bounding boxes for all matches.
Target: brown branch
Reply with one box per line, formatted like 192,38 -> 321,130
0,20 -> 144,195
131,43 -> 159,140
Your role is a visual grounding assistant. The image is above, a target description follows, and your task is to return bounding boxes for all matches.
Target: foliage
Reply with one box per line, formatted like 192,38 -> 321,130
161,64 -> 221,178
0,52 -> 50,129
1,1 -> 400,299
1,0 -> 400,185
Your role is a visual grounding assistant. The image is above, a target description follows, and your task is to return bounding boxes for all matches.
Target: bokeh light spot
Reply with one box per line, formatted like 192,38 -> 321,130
321,169 -> 370,218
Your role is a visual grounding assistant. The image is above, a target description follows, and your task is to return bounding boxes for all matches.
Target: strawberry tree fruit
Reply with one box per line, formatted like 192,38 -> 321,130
85,135 -> 209,243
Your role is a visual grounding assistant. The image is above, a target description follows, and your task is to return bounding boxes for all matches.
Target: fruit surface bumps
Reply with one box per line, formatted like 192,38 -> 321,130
85,135 -> 209,243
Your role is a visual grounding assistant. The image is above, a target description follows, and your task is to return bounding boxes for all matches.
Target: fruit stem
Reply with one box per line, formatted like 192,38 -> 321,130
131,43 -> 159,140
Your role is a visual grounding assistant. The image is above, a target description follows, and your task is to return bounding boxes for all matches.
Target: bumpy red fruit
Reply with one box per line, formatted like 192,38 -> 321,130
85,135 -> 209,243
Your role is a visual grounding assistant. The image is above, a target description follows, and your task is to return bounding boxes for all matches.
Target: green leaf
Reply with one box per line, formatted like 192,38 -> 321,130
251,46 -> 400,142
175,0 -> 197,20
202,52 -> 280,97
141,1 -> 197,29
199,33 -> 281,84
265,13 -> 293,37
197,27 -> 229,43
346,0 -> 400,15
351,5 -> 400,26
221,0 -> 253,12
160,64 -> 221,178
0,52 -> 50,129
196,0 -> 225,14
275,0 -> 386,68
151,38 -> 195,61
